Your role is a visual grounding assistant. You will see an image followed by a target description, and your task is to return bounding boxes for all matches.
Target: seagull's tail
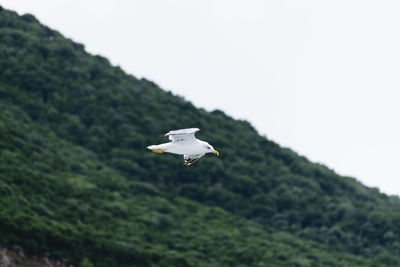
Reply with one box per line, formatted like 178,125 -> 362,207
147,144 -> 168,150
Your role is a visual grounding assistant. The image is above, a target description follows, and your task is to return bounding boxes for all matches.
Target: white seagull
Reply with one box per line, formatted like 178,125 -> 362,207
147,128 -> 219,165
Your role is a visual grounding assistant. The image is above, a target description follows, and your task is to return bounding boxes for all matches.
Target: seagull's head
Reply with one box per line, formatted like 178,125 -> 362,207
204,142 -> 219,156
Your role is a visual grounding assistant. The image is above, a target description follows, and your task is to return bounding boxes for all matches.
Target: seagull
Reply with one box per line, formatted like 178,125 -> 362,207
147,128 -> 219,165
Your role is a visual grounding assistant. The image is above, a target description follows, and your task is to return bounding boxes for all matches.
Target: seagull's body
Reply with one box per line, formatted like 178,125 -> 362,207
147,128 -> 219,165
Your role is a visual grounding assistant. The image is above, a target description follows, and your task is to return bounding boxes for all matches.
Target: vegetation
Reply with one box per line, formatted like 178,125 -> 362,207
1,6 -> 400,266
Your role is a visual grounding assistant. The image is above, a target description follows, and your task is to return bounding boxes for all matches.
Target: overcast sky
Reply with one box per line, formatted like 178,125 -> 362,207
3,0 -> 400,195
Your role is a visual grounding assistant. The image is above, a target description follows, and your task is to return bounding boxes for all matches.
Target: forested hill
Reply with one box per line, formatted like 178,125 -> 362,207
1,6 -> 400,267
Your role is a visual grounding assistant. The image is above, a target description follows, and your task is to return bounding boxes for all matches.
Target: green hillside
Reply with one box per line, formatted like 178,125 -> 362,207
1,6 -> 400,266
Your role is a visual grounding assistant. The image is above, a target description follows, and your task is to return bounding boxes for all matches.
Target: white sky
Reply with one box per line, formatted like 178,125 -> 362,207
2,0 -> 400,195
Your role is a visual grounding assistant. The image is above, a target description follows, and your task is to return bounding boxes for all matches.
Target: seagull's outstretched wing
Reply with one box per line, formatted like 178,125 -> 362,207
183,154 -> 204,165
165,128 -> 199,142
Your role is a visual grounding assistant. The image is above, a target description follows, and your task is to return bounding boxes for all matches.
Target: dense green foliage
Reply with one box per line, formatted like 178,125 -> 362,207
1,7 -> 400,266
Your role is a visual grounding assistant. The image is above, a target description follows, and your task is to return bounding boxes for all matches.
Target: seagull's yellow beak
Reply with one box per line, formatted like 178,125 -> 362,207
213,150 -> 219,156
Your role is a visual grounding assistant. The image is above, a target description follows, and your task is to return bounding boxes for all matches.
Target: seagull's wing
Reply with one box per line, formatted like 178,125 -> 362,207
165,128 -> 200,142
183,154 -> 204,166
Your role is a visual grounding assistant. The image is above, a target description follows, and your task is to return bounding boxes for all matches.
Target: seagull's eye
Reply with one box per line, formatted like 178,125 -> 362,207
207,146 -> 211,150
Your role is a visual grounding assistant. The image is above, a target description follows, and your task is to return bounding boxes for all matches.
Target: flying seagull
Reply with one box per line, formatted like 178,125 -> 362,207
147,128 -> 219,165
